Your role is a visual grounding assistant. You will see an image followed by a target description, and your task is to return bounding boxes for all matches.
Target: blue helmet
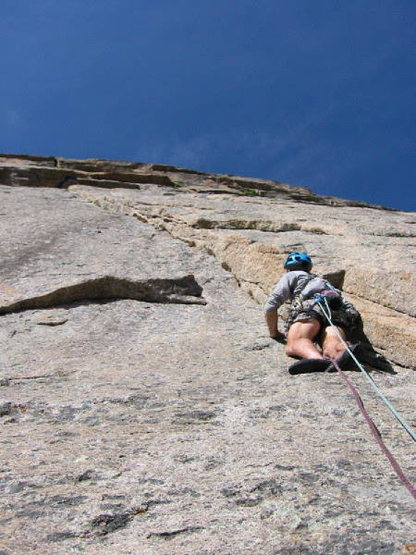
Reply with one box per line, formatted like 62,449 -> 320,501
284,252 -> 312,271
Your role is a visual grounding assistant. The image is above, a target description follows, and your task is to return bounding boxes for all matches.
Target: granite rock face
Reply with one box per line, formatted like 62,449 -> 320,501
0,155 -> 415,554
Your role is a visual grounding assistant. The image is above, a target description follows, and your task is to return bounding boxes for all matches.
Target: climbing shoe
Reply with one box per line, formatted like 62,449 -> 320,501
334,344 -> 366,371
288,358 -> 333,375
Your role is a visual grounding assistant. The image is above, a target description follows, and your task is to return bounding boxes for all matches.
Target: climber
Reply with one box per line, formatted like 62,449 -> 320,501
264,252 -> 362,374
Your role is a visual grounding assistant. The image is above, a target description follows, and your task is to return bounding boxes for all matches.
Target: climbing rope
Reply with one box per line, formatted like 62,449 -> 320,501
332,358 -> 416,501
317,296 -> 416,500
318,296 -> 416,442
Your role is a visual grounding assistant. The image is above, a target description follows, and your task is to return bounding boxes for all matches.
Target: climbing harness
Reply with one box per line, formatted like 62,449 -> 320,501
313,290 -> 343,310
316,295 -> 416,501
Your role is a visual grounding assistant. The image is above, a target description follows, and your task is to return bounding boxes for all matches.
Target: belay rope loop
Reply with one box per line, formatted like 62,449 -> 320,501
316,296 -> 416,501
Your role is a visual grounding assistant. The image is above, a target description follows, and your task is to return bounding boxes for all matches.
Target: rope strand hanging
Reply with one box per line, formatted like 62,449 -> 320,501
315,295 -> 416,501
318,295 -> 416,442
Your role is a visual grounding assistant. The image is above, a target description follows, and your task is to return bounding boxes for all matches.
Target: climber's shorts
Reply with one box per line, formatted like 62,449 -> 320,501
285,298 -> 356,334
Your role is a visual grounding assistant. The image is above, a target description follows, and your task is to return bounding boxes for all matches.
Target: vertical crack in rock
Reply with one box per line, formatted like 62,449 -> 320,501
0,275 -> 205,314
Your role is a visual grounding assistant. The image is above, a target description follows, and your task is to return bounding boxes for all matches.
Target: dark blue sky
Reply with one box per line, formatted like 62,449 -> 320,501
2,1 -> 415,210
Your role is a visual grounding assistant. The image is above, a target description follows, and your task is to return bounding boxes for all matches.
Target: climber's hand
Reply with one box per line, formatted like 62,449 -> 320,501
270,331 -> 286,344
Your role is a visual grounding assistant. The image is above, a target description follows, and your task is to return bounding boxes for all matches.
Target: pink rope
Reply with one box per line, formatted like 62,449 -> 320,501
332,359 -> 416,501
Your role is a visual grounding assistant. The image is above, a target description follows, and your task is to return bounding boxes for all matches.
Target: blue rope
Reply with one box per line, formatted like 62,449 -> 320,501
318,296 -> 416,443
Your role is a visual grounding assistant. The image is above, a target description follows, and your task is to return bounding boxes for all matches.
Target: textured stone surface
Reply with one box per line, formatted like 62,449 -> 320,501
0,155 -> 415,554
71,179 -> 416,367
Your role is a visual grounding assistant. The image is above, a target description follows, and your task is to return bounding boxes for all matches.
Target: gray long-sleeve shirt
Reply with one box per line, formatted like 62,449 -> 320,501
264,270 -> 339,313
